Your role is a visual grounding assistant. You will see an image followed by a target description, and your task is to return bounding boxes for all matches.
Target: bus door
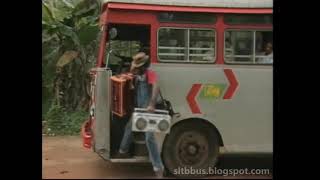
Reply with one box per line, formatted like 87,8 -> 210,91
93,68 -> 112,160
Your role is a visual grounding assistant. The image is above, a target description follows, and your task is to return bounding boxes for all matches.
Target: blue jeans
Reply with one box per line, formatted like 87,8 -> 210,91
119,73 -> 164,171
119,117 -> 164,171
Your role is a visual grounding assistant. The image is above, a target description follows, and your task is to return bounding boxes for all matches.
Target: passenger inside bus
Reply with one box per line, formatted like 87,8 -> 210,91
257,42 -> 273,64
225,31 -> 273,64
201,45 -> 214,61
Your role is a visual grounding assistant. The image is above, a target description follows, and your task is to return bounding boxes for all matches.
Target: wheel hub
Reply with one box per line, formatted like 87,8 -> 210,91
175,131 -> 209,166
187,144 -> 197,155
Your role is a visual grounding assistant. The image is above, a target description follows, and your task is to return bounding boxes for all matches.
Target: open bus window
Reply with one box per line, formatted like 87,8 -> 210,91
224,30 -> 273,64
158,28 -> 215,63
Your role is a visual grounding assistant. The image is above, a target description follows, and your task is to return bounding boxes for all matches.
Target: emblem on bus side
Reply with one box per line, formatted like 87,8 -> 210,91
186,69 -> 239,114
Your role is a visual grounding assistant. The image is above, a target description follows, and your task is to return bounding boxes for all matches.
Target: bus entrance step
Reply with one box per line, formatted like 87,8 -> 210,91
110,156 -> 149,163
134,140 -> 148,156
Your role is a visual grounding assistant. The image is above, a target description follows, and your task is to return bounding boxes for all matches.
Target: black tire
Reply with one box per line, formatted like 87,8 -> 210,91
162,120 -> 220,178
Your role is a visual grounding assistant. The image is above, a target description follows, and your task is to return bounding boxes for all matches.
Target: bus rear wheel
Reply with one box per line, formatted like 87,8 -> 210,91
162,121 -> 220,177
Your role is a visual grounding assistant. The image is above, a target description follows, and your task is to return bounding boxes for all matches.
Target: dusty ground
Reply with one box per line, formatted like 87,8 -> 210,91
42,136 -> 272,179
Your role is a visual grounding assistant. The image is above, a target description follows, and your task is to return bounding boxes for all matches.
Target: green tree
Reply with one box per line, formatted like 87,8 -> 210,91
42,0 -> 101,135
42,0 -> 101,113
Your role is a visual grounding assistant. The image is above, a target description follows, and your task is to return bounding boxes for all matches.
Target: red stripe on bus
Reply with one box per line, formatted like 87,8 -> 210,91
223,69 -> 239,99
187,84 -> 202,114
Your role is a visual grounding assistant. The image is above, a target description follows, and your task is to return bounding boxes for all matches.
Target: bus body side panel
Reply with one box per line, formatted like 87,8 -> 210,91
94,68 -> 112,160
152,64 -> 273,153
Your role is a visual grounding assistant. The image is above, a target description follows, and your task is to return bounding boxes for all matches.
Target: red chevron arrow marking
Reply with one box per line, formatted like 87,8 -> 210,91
186,84 -> 202,114
223,69 -> 239,99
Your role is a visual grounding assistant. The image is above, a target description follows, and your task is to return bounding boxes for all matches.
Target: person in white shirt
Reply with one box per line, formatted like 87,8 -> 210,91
201,45 -> 214,61
258,42 -> 273,64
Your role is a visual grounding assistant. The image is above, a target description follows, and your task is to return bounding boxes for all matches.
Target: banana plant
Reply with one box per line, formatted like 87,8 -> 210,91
42,0 -> 101,112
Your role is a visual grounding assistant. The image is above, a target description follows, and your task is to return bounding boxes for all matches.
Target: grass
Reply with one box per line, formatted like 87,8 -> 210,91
43,104 -> 88,136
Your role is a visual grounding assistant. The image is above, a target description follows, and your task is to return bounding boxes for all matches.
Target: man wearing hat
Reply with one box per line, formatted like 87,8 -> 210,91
115,52 -> 164,178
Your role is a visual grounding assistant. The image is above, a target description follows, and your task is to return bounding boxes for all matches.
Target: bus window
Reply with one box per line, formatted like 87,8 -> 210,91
255,31 -> 273,64
158,28 -> 215,63
224,30 -> 273,64
225,31 -> 253,63
158,28 -> 187,61
189,29 -> 215,62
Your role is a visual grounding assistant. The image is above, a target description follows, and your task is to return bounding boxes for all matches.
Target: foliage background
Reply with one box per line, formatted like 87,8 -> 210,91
42,0 -> 101,135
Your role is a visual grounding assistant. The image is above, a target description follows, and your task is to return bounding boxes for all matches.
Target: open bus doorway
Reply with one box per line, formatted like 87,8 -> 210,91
105,24 -> 152,159
105,24 -> 150,75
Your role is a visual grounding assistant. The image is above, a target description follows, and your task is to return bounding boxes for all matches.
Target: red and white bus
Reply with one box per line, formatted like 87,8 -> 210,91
82,0 -> 273,177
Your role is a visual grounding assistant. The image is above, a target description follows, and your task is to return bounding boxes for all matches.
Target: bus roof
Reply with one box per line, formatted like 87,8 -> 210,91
101,0 -> 273,8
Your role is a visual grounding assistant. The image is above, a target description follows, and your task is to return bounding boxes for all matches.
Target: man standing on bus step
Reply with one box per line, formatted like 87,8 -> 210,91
114,52 -> 164,178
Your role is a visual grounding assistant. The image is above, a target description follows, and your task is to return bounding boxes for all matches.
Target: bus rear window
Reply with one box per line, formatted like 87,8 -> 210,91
158,12 -> 216,24
224,14 -> 272,24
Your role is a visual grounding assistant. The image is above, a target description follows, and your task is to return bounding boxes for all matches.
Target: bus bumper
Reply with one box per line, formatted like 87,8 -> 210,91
81,119 -> 92,149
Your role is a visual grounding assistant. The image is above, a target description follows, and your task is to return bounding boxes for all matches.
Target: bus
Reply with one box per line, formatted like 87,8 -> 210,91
81,0 -> 273,177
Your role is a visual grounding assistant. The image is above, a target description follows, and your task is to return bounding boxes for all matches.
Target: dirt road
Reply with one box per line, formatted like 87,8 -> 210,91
42,136 -> 272,179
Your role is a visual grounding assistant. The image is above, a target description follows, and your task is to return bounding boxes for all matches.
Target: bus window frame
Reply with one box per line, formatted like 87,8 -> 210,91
223,28 -> 273,66
157,27 -> 217,64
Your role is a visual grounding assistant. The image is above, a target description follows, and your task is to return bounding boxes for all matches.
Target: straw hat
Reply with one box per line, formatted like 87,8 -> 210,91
131,52 -> 149,68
